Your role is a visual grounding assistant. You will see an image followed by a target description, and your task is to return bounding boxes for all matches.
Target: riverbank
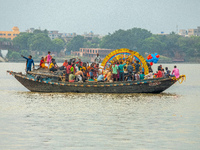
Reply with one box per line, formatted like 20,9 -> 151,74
0,56 -> 8,62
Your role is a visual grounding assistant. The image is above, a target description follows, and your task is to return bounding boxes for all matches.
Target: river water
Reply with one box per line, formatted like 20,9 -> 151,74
0,63 -> 200,150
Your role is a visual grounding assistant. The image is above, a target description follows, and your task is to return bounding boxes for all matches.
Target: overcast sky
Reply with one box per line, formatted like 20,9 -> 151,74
0,0 -> 200,35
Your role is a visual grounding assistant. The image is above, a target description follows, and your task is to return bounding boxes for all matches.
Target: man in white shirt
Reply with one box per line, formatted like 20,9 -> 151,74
94,53 -> 101,64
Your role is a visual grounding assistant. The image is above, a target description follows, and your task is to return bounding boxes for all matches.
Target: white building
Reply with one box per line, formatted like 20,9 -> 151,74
48,31 -> 62,40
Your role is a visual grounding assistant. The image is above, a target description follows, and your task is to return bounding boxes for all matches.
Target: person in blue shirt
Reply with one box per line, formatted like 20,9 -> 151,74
127,62 -> 133,73
118,61 -> 126,81
97,72 -> 104,82
165,67 -> 171,77
134,61 -> 140,73
21,55 -> 34,72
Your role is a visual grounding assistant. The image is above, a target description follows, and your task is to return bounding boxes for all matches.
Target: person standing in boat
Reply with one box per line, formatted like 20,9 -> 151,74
118,61 -> 126,81
127,62 -> 133,74
172,65 -> 180,79
134,61 -> 140,73
65,62 -> 72,81
94,53 -> 101,64
45,51 -> 52,68
112,63 -> 118,81
21,55 -> 34,72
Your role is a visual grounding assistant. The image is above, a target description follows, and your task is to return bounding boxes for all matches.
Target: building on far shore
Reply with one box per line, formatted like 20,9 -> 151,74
82,31 -> 101,40
48,30 -> 62,40
179,26 -> 200,37
179,29 -> 187,37
156,32 -> 169,36
0,26 -> 20,40
71,48 -> 114,61
188,28 -> 198,37
61,33 -> 77,43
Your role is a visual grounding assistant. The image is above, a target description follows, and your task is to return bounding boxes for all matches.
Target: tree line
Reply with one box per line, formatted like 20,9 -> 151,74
2,29 -> 65,60
69,28 -> 200,62
1,27 -> 200,62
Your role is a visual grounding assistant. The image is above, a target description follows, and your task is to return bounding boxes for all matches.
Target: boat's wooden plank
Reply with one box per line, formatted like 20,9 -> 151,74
28,71 -> 65,78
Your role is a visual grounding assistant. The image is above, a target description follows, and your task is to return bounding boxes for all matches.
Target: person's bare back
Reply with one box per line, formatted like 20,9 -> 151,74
75,71 -> 83,76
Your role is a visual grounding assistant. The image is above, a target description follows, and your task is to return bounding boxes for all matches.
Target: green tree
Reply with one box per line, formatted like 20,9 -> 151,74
178,36 -> 200,57
67,35 -> 85,51
0,38 -> 12,42
33,29 -> 48,35
90,37 -> 101,47
20,50 -> 29,56
7,51 -> 21,60
161,32 -> 181,57
52,38 -> 65,53
100,28 -> 152,50
142,36 -> 166,54
13,33 -> 34,50
28,33 -> 52,52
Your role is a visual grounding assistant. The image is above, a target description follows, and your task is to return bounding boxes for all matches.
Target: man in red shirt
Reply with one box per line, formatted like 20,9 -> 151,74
40,57 -> 44,67
66,62 -> 72,81
76,59 -> 83,66
155,69 -> 163,78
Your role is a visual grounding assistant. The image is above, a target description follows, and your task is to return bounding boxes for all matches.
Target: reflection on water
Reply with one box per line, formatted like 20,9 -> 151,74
0,63 -> 200,149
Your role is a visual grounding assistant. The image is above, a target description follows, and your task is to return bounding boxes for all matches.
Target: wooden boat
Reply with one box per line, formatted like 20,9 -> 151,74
7,49 -> 186,93
7,70 -> 185,93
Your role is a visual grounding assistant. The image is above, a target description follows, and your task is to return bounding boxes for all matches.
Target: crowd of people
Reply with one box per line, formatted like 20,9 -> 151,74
21,51 -> 180,83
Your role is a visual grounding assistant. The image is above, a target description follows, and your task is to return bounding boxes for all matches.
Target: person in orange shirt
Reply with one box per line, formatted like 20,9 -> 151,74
63,60 -> 68,68
87,63 -> 94,77
106,70 -> 113,82
59,59 -> 68,70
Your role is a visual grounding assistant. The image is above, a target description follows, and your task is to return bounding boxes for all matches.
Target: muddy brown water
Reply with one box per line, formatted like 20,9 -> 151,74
0,63 -> 200,149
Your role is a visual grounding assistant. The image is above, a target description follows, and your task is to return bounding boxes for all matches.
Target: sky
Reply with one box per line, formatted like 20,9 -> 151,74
0,0 -> 200,35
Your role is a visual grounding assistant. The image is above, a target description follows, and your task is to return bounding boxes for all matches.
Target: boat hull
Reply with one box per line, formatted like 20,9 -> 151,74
12,73 -> 176,93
